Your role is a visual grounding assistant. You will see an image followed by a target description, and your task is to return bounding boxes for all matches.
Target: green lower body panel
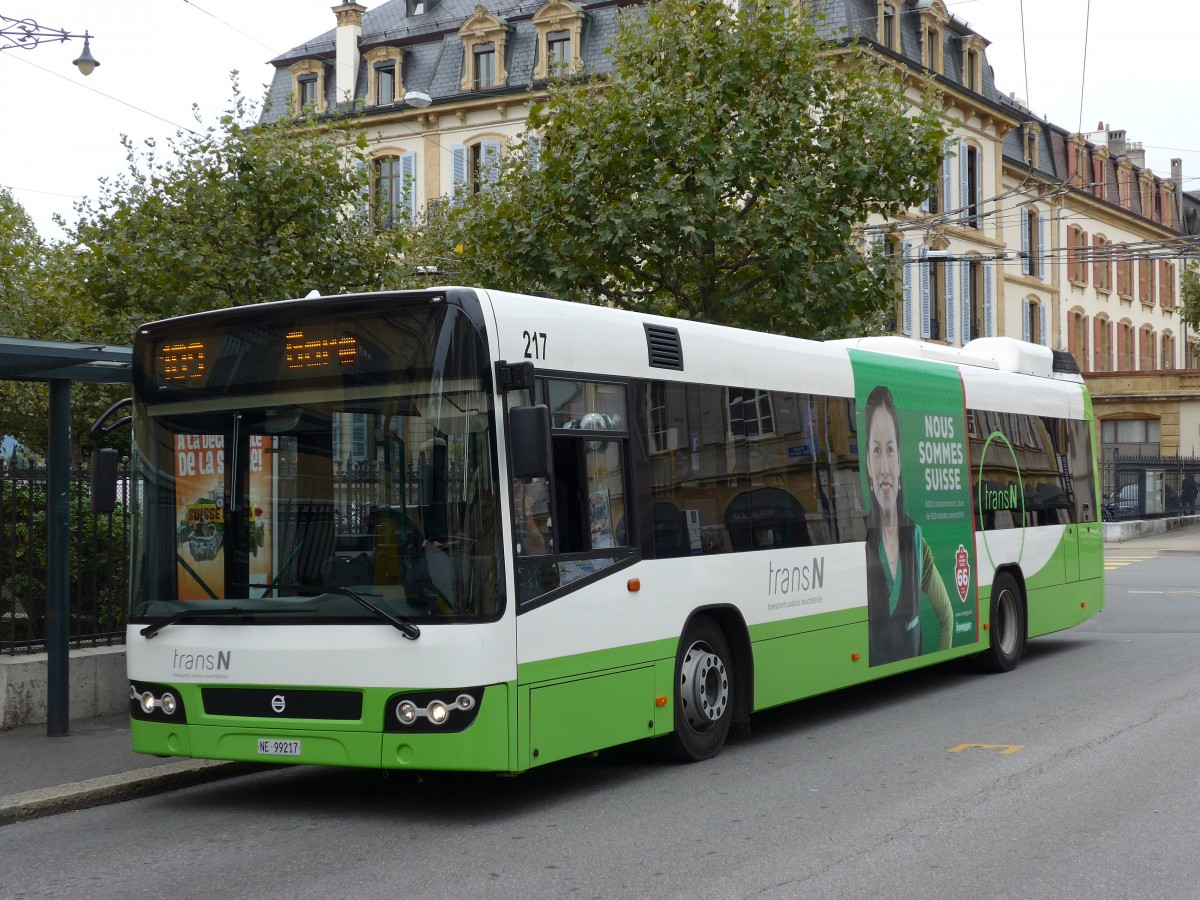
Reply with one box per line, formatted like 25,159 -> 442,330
1026,576 -> 1104,637
129,682 -> 515,773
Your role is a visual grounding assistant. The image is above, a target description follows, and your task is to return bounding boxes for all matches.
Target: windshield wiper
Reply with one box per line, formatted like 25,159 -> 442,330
140,606 -> 306,639
303,587 -> 421,640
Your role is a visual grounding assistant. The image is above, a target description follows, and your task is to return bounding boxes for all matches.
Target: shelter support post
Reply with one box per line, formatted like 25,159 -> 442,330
46,378 -> 71,735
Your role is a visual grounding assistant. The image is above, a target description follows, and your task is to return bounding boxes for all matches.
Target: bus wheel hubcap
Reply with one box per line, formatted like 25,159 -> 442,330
680,642 -> 728,732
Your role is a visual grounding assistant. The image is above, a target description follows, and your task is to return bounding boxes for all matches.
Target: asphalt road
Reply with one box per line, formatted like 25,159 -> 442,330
5,550 -> 1200,900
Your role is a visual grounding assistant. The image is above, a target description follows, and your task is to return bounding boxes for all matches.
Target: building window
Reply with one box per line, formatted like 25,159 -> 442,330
727,388 -> 774,439
1118,165 -> 1132,210
1068,310 -> 1089,371
1140,326 -> 1156,371
459,7 -> 511,92
1101,419 -> 1159,456
963,144 -> 981,228
298,76 -> 318,110
408,0 -> 426,15
1162,332 -> 1175,370
1093,235 -> 1112,292
1117,250 -> 1134,299
474,44 -> 496,89
1160,261 -> 1176,309
1023,298 -> 1044,346
968,260 -> 985,341
289,60 -> 327,116
919,3 -> 949,74
1094,316 -> 1112,372
1022,207 -> 1044,279
532,0 -> 585,81
1117,321 -> 1135,370
1139,256 -> 1156,307
961,35 -> 986,92
1067,225 -> 1088,285
377,65 -> 396,105
452,139 -> 503,197
364,47 -> 404,107
372,153 -> 417,228
1023,124 -> 1041,168
878,1 -> 901,51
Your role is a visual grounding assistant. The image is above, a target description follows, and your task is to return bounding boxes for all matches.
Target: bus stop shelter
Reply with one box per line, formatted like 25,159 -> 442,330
0,336 -> 132,736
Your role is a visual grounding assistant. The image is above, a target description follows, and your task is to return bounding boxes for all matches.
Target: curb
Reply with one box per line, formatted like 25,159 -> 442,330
0,759 -> 262,826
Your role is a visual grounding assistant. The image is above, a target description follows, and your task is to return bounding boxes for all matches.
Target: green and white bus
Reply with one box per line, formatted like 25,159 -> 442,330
124,287 -> 1103,770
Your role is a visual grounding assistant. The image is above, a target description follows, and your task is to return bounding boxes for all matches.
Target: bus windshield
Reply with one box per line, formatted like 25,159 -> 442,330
129,297 -> 503,626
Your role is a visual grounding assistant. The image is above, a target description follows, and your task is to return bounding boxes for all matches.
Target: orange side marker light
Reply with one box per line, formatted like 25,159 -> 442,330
851,652 -> 861,662
655,696 -> 668,707
627,578 -> 640,592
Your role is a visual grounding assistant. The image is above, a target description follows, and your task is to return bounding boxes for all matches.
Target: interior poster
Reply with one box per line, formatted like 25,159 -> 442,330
174,434 -> 275,601
848,351 -> 978,666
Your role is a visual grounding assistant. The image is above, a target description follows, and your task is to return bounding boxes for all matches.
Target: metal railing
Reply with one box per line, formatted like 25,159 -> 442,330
0,457 -> 131,655
1100,454 -> 1200,522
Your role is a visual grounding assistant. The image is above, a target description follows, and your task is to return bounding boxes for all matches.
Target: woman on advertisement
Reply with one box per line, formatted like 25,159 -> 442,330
863,385 -> 953,665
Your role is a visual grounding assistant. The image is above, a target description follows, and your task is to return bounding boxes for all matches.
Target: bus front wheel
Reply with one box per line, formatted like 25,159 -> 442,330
666,616 -> 734,761
977,571 -> 1026,673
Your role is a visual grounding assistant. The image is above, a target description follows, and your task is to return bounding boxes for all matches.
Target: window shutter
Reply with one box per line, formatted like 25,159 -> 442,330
1116,322 -> 1126,368
1093,318 -> 1103,371
983,261 -> 994,337
958,140 -> 968,222
943,141 -> 954,215
1068,313 -> 1078,358
1082,315 -> 1089,371
1021,211 -> 1031,275
973,148 -> 983,226
1040,301 -> 1049,346
1092,235 -> 1103,289
1080,232 -> 1088,285
524,132 -> 543,172
919,246 -> 931,339
451,144 -> 468,195
945,260 -> 956,344
902,240 -> 914,336
1022,298 -> 1031,342
400,152 -> 417,219
1037,211 -> 1047,278
481,140 -> 502,186
960,261 -> 970,345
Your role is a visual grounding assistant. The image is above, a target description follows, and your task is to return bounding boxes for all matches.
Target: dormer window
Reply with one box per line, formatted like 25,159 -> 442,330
960,34 -> 987,93
288,60 -> 328,115
408,0 -> 425,15
918,1 -> 949,74
1023,123 -> 1042,168
459,6 -> 511,92
533,0 -> 585,81
878,1 -> 901,52
364,47 -> 404,107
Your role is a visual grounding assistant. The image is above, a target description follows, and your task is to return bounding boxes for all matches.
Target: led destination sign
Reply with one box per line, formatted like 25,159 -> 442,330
153,328 -> 366,389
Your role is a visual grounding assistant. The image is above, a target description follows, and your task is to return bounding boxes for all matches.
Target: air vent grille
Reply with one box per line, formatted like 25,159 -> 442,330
645,324 -> 683,370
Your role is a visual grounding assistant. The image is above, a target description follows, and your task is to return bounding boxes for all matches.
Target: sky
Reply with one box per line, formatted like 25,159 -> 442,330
2,0 -> 1197,241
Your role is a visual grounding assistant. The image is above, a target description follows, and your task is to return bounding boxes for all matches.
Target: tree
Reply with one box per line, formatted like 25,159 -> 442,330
407,0 -> 947,338
1182,262 -> 1200,356
61,78 -> 407,344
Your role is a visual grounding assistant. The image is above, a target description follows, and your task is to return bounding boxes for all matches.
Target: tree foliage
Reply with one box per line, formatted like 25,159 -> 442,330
407,0 -> 948,338
1182,261 -> 1200,345
60,79 -> 406,343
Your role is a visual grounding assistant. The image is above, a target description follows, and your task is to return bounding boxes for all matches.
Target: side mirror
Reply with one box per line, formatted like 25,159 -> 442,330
90,447 -> 120,515
510,405 -> 552,480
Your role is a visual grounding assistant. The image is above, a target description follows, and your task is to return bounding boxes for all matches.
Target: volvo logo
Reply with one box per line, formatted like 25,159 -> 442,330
271,694 -> 286,714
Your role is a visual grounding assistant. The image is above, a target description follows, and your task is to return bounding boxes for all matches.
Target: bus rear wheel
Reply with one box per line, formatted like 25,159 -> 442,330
666,616 -> 733,762
976,571 -> 1025,673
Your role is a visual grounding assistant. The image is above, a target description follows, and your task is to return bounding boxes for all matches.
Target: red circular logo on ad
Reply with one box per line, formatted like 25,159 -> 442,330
955,544 -> 971,603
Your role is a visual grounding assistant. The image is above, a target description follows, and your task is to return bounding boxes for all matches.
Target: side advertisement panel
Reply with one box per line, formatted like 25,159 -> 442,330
849,351 -> 978,666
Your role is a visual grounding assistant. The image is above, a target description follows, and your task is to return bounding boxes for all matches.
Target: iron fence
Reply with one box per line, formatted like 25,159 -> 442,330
0,457 -> 132,655
1100,453 -> 1200,521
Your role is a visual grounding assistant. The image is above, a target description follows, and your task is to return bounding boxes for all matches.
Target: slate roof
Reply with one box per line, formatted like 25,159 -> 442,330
262,0 -> 629,124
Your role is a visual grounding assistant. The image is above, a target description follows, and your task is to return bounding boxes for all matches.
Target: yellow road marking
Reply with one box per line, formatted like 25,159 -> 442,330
948,743 -> 1024,756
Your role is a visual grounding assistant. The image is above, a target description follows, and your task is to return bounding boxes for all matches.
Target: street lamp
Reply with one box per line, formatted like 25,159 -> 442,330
0,14 -> 100,75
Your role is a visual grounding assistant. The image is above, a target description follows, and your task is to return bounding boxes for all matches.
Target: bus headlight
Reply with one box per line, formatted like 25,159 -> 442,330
396,700 -> 419,726
427,701 -> 449,725
140,691 -> 157,714
160,693 -> 178,715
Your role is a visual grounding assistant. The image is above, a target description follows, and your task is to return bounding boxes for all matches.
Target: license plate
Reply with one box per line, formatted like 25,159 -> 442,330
257,738 -> 301,756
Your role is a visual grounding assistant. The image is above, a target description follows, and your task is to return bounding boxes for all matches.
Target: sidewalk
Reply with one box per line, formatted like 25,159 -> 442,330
0,712 -> 256,825
2,520 -> 1198,826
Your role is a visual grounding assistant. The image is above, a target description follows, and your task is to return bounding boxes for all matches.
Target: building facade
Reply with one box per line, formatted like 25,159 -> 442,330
264,0 -> 1193,460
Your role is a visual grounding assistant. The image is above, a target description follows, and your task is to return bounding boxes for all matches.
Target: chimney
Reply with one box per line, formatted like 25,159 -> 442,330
332,3 -> 367,108
1172,158 -> 1184,232
1127,141 -> 1146,169
1107,129 -> 1127,157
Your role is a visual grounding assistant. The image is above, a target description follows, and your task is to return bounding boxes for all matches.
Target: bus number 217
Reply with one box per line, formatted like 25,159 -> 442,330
523,331 -> 547,360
